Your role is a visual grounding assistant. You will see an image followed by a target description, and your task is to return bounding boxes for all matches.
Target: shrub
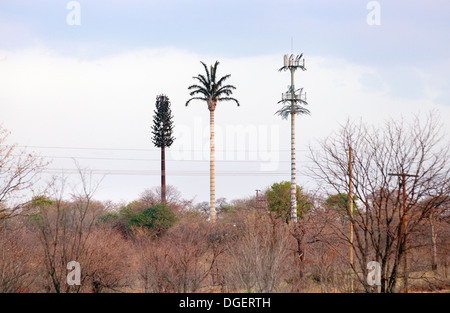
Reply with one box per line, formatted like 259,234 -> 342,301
129,203 -> 177,235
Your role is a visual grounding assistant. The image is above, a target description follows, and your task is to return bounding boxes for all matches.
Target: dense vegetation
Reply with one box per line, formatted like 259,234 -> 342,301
0,113 -> 449,293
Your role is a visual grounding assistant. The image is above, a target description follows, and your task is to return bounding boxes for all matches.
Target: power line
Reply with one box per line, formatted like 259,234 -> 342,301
39,168 -> 301,177
2,144 -> 320,153
26,155 -> 315,163
4,145 -> 156,152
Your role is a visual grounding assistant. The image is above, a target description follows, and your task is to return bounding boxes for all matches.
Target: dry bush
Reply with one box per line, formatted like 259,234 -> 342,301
219,210 -> 292,293
136,215 -> 226,292
31,202 -> 133,293
75,226 -> 134,293
27,171 -> 134,293
139,185 -> 194,217
277,202 -> 351,293
0,219 -> 39,292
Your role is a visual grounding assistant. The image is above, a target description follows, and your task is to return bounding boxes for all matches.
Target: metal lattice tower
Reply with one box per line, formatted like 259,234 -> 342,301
277,53 -> 309,223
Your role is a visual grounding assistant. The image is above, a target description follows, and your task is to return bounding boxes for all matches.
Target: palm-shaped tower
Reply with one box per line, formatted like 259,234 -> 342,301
186,61 -> 239,223
277,53 -> 309,223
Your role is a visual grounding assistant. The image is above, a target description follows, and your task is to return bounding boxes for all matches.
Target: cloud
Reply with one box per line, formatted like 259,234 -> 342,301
0,47 -> 448,203
0,15 -> 37,49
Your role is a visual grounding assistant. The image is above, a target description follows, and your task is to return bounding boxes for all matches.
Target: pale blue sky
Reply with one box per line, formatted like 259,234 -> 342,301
1,0 -> 449,203
2,1 -> 449,62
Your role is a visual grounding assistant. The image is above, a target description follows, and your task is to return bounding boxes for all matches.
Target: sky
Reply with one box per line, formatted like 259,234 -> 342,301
1,0 -> 449,205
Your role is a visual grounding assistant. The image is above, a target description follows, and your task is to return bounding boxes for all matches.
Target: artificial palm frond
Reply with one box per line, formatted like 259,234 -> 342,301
217,97 -> 240,105
185,96 -> 207,106
275,103 -> 311,119
186,60 -> 239,109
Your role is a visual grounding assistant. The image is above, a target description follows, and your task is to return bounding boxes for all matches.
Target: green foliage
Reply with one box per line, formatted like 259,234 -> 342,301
27,213 -> 44,226
186,61 -> 239,109
325,193 -> 358,217
26,195 -> 54,226
152,94 -> 175,148
218,204 -> 236,215
129,203 -> 177,234
265,181 -> 312,222
29,195 -> 53,208
98,202 -> 177,236
97,212 -> 120,224
120,201 -> 142,219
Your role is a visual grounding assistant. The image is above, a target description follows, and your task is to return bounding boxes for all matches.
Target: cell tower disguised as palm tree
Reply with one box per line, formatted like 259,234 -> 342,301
277,53 -> 309,223
186,61 -> 239,223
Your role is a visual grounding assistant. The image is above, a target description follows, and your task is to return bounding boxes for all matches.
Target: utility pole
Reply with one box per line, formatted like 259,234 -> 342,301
255,189 -> 261,209
277,53 -> 308,223
348,146 -> 354,292
388,172 -> 418,293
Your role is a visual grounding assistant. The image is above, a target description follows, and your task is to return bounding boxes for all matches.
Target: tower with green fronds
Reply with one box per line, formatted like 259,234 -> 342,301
186,61 -> 239,223
152,94 -> 175,203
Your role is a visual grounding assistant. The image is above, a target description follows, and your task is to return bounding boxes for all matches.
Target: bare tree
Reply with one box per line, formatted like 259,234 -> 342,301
136,215 -> 226,292
307,112 -> 450,292
30,168 -> 130,292
222,210 -> 291,293
0,125 -> 46,220
139,185 -> 193,214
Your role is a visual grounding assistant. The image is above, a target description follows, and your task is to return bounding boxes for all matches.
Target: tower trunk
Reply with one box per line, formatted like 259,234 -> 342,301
161,145 -> 166,203
210,107 -> 216,223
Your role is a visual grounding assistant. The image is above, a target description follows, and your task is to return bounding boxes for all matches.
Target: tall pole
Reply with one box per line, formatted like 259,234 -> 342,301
210,108 -> 216,223
348,146 -> 354,292
430,210 -> 438,271
161,145 -> 166,203
388,172 -> 418,293
402,175 -> 408,293
256,189 -> 260,209
290,68 -> 297,223
277,53 -> 307,224
152,94 -> 174,205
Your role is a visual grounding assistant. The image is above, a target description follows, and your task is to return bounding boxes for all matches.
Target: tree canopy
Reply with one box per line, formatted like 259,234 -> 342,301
325,193 -> 359,217
129,203 -> 177,235
151,94 -> 175,148
186,61 -> 239,110
265,181 -> 312,222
